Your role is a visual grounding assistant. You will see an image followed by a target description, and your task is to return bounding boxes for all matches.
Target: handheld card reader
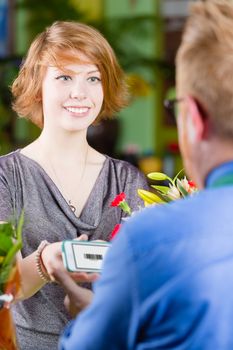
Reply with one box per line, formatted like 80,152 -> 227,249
62,240 -> 111,273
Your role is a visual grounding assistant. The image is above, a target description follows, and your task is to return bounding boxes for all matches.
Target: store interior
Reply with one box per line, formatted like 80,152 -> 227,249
0,0 -> 191,178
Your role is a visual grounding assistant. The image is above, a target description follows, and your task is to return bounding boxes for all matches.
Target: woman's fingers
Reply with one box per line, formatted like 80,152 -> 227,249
41,237 -> 101,282
75,234 -> 88,241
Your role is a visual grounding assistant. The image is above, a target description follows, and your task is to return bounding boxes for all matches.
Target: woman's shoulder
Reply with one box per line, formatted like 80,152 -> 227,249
0,151 -> 23,188
0,150 -> 20,169
107,155 -> 140,173
106,156 -> 147,183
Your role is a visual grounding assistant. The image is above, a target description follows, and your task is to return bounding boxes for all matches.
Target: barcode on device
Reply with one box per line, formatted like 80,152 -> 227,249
84,253 -> 103,260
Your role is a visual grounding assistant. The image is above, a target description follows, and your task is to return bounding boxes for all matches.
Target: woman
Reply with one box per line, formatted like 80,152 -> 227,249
0,21 -> 148,349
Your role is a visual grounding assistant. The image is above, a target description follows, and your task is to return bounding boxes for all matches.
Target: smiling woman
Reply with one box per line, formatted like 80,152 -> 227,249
0,21 -> 149,350
41,63 -> 104,132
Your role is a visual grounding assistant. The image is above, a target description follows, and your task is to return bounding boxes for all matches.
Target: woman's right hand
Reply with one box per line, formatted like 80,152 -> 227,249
41,234 -> 99,284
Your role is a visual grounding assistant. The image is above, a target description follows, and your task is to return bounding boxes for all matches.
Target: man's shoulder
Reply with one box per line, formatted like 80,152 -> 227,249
125,194 -> 198,230
123,187 -> 231,248
118,188 -> 233,292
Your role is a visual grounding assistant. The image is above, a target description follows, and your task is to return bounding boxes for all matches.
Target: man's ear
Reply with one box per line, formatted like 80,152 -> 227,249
186,96 -> 206,142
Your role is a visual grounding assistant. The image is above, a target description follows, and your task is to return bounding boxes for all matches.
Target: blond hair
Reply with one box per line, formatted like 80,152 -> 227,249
176,0 -> 233,138
11,21 -> 128,128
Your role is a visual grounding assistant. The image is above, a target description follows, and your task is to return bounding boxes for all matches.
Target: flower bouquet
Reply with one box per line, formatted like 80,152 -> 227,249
110,171 -> 197,239
138,170 -> 197,206
0,215 -> 23,350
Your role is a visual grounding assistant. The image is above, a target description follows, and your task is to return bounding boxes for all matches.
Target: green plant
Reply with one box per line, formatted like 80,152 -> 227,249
0,213 -> 24,294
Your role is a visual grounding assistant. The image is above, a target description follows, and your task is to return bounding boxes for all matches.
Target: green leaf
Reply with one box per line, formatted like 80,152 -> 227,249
119,201 -> 131,215
0,222 -> 15,237
173,169 -> 184,182
151,185 -> 170,194
2,235 -> 22,268
2,212 -> 24,267
153,190 -> 173,203
16,211 -> 24,241
0,235 -> 13,256
176,179 -> 189,197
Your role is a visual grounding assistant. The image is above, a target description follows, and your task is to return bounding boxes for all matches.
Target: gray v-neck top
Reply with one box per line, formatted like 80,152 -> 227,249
0,150 -> 148,350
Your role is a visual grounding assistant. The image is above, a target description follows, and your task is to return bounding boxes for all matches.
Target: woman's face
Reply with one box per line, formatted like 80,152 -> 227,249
41,59 -> 104,132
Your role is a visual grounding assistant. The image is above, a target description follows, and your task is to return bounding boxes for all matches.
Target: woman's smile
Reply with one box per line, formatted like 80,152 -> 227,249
63,106 -> 90,117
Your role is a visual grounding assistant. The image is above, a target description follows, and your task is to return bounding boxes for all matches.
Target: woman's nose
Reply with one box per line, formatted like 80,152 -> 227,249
70,83 -> 87,101
70,91 -> 87,101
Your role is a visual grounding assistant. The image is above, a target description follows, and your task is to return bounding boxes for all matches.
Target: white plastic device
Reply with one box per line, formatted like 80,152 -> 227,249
62,240 -> 111,273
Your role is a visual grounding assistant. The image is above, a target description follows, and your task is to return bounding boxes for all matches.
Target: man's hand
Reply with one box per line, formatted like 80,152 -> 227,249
51,234 -> 100,317
53,268 -> 96,318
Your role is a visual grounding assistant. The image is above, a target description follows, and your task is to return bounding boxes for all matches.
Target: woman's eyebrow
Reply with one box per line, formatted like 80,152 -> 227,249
87,70 -> 100,74
54,68 -> 74,75
53,68 -> 101,75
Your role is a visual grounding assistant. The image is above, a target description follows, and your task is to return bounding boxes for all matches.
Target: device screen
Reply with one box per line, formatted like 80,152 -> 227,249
71,243 -> 109,271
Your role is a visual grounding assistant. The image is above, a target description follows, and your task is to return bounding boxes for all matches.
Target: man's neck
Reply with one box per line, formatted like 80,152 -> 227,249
191,137 -> 233,189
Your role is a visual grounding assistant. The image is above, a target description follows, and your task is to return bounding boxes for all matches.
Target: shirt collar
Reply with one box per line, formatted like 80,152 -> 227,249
205,161 -> 233,188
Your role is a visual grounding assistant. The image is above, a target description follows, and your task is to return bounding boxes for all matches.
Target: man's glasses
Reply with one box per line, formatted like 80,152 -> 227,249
164,98 -> 184,122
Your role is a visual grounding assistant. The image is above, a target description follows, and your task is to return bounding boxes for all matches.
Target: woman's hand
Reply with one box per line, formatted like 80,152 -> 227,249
41,234 -> 98,283
16,235 -> 99,301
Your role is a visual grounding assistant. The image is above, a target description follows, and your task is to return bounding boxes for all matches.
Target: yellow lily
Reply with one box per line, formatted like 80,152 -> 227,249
137,189 -> 166,206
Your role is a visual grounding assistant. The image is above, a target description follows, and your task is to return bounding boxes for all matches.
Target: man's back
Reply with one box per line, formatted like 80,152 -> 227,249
126,182 -> 233,349
59,165 -> 233,349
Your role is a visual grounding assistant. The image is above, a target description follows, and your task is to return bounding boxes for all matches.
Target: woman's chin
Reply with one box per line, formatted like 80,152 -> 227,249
60,115 -> 97,132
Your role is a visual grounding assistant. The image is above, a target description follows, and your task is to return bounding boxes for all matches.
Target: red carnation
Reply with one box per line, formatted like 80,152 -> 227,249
111,193 -> 126,207
110,224 -> 122,240
110,192 -> 131,215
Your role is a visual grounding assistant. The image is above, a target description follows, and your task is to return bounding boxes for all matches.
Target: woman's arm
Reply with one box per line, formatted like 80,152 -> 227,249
16,250 -> 46,300
0,169 -> 97,301
17,237 -> 98,301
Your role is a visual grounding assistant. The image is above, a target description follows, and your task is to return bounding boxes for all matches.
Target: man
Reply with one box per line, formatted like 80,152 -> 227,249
57,1 -> 233,348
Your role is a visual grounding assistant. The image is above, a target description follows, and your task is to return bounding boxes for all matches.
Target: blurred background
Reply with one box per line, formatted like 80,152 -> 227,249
0,0 -> 191,177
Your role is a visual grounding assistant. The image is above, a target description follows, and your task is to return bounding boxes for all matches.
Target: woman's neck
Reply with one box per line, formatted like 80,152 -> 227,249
37,128 -> 89,163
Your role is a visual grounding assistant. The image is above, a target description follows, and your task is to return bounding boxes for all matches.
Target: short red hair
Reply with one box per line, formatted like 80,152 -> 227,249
12,21 -> 128,128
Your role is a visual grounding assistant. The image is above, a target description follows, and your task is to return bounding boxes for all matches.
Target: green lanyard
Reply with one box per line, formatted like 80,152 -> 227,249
209,173 -> 233,188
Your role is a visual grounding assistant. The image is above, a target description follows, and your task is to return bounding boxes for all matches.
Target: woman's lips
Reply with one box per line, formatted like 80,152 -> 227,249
63,106 -> 90,116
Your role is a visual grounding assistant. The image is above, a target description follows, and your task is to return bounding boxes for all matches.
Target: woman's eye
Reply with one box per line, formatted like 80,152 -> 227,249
87,76 -> 101,83
55,75 -> 72,81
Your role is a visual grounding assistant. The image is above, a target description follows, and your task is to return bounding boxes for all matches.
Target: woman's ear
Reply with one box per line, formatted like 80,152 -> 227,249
186,96 -> 207,143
